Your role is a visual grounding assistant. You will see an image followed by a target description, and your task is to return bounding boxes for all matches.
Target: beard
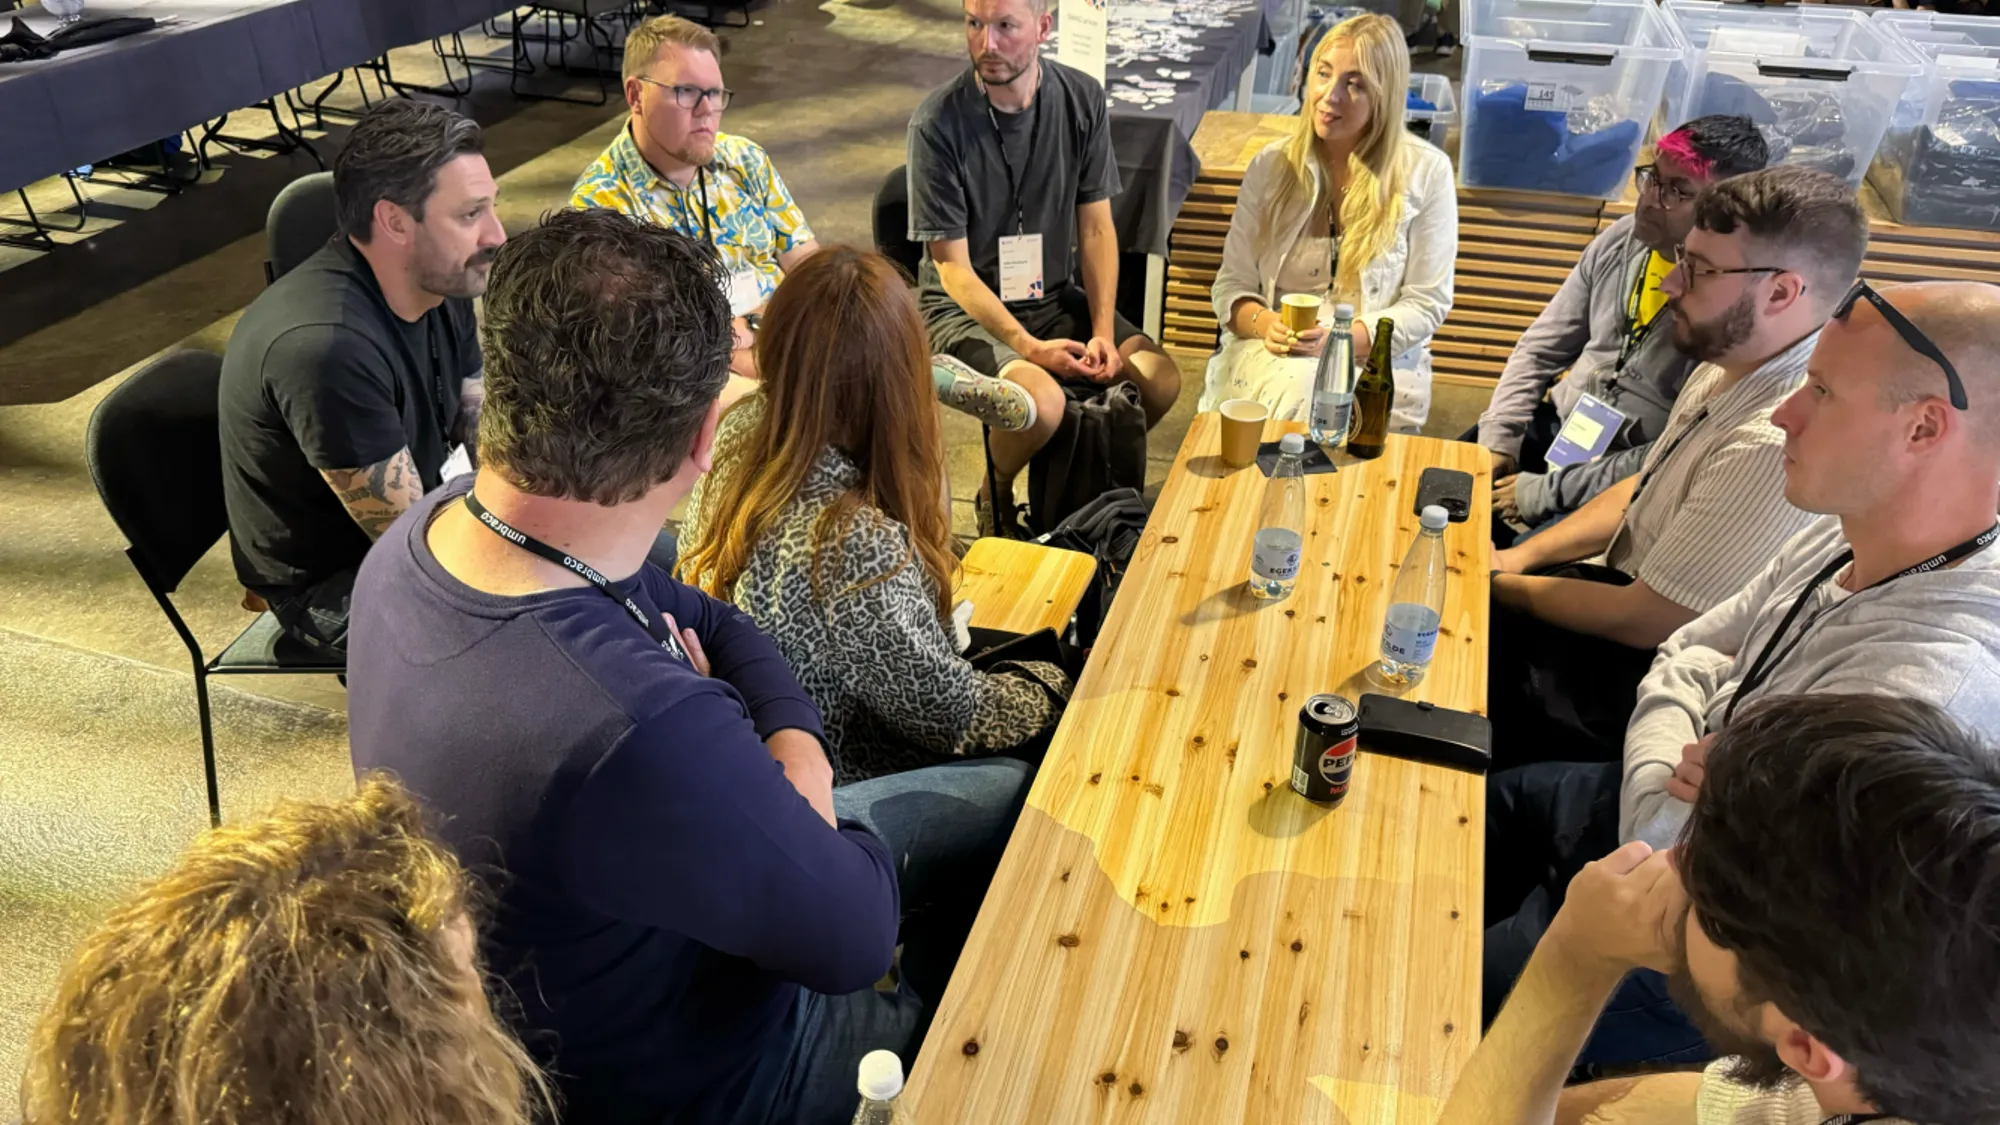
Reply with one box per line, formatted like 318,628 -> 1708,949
976,51 -> 1031,85
666,132 -> 716,169
1667,959 -> 1798,1092
416,241 -> 499,301
1672,289 -> 1758,363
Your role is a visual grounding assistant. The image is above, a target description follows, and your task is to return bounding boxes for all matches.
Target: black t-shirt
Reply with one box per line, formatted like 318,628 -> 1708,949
906,60 -> 1122,307
218,239 -> 479,596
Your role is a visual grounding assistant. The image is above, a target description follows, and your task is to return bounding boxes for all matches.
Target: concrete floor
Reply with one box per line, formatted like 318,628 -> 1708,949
0,0 -> 1485,1087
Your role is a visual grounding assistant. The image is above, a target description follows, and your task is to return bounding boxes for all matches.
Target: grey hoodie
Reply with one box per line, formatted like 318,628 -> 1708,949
1476,215 -> 1701,523
1623,515 -> 2000,847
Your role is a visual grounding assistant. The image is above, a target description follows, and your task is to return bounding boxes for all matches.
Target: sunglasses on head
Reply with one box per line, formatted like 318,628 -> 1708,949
1835,280 -> 1967,411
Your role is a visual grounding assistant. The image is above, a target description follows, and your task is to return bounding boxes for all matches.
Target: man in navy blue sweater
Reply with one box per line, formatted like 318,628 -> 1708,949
346,208 -> 1032,1125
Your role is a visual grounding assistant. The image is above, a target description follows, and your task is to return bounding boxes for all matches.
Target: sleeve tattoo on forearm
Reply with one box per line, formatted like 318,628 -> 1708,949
321,448 -> 423,540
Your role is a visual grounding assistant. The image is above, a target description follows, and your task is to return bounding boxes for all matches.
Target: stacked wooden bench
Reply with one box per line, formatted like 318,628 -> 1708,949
1166,109 -> 2000,388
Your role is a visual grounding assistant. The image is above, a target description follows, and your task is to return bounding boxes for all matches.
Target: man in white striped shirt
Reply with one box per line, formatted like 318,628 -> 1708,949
1485,168 -> 1867,770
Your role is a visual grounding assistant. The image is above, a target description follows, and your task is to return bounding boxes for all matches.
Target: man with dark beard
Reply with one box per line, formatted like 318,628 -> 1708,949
1483,167 -> 1866,772
1438,694 -> 2000,1125
221,100 -> 504,655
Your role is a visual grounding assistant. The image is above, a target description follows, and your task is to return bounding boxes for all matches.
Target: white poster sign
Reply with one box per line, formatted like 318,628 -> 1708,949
1058,0 -> 1109,85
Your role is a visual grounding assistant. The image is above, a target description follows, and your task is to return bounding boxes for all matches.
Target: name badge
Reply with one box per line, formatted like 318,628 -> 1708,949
1545,393 -> 1627,468
998,233 -> 1044,302
440,442 -> 474,484
726,269 -> 763,317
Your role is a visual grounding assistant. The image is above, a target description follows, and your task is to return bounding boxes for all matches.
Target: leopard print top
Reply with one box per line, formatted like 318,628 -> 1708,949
683,398 -> 1071,784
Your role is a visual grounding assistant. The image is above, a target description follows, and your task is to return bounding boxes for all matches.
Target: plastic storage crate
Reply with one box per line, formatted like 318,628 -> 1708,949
1870,10 -> 2000,230
1406,73 -> 1458,142
1660,1 -> 1925,188
1458,0 -> 1683,199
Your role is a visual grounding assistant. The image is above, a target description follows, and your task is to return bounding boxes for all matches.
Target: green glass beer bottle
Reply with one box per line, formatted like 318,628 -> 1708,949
1349,317 -> 1395,460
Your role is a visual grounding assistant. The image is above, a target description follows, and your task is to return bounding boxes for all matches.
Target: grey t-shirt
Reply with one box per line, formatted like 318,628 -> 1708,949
906,60 -> 1122,306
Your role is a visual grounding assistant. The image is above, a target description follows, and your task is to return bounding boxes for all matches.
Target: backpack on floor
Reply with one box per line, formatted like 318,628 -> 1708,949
1035,486 -> 1148,648
1024,382 -> 1148,539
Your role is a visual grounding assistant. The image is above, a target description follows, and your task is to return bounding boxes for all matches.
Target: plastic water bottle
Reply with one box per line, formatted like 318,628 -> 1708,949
1309,302 -> 1357,451
851,1050 -> 903,1125
1248,433 -> 1308,600
1377,504 -> 1450,686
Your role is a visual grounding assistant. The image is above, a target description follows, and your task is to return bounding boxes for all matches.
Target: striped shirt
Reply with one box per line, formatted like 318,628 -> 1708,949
1603,331 -> 1819,614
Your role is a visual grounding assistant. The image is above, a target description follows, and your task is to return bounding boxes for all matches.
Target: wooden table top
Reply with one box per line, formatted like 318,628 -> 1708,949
959,538 -> 1099,639
900,414 -> 1493,1124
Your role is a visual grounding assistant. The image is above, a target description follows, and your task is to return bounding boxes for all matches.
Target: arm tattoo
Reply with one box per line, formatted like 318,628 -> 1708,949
320,448 -> 424,540
455,374 -> 485,447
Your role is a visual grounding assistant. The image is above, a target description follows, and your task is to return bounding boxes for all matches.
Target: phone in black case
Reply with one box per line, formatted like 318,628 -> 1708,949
1414,467 -> 1474,523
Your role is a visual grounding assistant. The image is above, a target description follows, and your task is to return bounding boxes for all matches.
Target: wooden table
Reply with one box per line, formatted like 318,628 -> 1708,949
901,415 -> 1492,1124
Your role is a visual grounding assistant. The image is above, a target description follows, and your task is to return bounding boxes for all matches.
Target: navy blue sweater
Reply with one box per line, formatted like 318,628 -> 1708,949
347,480 -> 900,1124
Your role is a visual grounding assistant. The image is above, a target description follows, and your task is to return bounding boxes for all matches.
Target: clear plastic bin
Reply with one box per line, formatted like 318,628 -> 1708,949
1458,0 -> 1684,199
1660,1 -> 1925,188
1870,11 -> 2000,230
1406,73 -> 1457,143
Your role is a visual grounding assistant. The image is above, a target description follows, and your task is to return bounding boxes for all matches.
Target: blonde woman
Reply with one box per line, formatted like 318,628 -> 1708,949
20,777 -> 549,1125
1202,13 -> 1457,432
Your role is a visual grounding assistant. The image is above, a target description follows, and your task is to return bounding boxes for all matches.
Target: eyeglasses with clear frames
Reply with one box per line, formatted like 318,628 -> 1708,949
635,76 -> 734,111
1634,164 -> 1698,209
1669,244 -> 1791,290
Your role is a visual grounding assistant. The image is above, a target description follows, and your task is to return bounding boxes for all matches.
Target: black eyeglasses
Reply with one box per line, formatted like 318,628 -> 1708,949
1835,279 -> 1967,411
1635,164 -> 1698,208
635,76 -> 733,110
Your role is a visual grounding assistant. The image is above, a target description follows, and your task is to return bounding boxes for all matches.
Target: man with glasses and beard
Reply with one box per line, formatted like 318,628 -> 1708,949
1478,116 -> 1769,543
573,15 -> 819,395
1484,278 -> 2000,1072
1484,167 -> 1865,773
220,99 -> 504,655
1438,694 -> 2000,1125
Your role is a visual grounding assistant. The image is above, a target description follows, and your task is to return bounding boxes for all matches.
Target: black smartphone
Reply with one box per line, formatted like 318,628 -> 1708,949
1414,467 -> 1474,523
1357,694 -> 1491,774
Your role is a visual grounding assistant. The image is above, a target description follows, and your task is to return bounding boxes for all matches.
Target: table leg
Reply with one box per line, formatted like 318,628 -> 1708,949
1144,253 -> 1165,342
1234,58 -> 1257,112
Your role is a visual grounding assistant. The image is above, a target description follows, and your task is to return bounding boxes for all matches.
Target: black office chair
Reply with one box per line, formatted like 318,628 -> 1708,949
264,171 -> 337,284
872,164 -> 924,283
85,351 -> 347,827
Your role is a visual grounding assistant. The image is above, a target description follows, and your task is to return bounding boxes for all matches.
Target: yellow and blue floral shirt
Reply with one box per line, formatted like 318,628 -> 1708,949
570,123 -> 813,309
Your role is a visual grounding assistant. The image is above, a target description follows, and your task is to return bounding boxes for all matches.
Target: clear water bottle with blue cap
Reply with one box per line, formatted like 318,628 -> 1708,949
1377,504 -> 1450,686
1248,432 -> 1308,600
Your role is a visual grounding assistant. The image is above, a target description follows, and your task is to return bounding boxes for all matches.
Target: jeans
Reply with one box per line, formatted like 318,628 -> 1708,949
1483,761 -> 1710,1068
728,756 -> 1034,1125
1486,565 -> 1656,770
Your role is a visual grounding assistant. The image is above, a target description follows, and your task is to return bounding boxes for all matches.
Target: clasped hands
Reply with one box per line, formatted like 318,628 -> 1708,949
1023,336 -> 1123,383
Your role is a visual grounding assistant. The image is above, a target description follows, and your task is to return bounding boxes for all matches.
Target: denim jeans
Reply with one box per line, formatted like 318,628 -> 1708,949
723,756 -> 1034,1125
1485,568 -> 1656,771
1483,761 -> 1711,1068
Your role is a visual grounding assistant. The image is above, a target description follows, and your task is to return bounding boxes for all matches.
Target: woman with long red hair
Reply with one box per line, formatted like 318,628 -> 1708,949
679,245 -> 1069,783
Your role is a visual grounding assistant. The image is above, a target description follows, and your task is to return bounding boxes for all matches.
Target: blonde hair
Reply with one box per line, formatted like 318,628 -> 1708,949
19,777 -> 551,1125
623,14 -> 721,82
1284,13 -> 1412,304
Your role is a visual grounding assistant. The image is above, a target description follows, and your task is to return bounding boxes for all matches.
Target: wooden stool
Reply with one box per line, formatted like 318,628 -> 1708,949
955,537 -> 1096,637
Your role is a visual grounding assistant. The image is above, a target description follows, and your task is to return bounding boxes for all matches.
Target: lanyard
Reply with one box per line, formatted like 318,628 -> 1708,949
461,491 -> 690,663
1725,523 -> 2000,724
986,96 -> 1039,236
690,166 -> 715,246
1627,404 -> 1710,510
1615,249 -> 1667,373
423,317 -> 454,442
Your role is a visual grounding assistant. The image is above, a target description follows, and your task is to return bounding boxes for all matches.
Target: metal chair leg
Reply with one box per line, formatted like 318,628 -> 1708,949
192,666 -> 223,827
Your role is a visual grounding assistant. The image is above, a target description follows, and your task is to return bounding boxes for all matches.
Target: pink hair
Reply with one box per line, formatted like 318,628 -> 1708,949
1655,129 -> 1714,182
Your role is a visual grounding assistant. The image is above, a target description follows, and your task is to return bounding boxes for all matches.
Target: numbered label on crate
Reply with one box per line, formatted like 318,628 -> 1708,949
1523,82 -> 1575,114
1380,603 -> 1440,665
1252,528 -> 1303,583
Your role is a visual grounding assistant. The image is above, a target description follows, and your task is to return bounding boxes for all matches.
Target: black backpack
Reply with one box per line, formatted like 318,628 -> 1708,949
1034,486 -> 1148,648
1023,381 -> 1148,538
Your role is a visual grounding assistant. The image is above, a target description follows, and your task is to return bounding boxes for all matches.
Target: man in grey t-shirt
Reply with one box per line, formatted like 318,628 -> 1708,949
907,0 -> 1181,516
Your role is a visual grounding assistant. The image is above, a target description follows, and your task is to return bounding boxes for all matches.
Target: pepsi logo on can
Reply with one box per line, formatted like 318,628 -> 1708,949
1291,693 -> 1360,807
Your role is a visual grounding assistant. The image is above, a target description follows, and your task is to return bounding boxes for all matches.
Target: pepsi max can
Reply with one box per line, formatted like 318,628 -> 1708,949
1290,694 -> 1359,807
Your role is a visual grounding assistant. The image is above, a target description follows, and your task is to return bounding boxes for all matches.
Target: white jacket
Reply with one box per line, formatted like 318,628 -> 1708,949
1207,137 -> 1457,431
